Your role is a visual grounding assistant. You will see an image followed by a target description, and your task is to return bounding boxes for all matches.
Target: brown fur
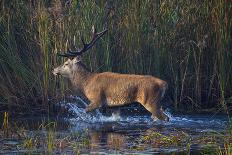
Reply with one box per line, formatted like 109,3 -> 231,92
53,57 -> 169,121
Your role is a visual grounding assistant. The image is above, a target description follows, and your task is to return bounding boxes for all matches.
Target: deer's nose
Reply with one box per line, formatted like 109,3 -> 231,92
52,68 -> 59,76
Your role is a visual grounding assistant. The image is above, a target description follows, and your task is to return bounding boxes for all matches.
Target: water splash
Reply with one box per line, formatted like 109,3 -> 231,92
62,96 -> 228,132
63,96 -> 122,123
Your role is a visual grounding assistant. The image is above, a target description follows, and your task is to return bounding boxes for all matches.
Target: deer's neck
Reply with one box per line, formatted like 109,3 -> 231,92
70,63 -> 93,91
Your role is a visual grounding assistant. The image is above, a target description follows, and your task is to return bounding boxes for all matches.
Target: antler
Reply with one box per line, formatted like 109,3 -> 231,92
58,26 -> 108,57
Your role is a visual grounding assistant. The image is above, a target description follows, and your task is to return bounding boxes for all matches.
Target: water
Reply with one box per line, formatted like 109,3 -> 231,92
0,97 -> 230,154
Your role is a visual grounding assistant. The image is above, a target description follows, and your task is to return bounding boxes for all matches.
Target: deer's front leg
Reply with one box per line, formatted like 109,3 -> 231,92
85,102 -> 101,112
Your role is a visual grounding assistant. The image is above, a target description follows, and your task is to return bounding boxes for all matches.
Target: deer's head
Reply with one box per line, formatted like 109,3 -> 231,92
53,57 -> 83,78
52,26 -> 107,78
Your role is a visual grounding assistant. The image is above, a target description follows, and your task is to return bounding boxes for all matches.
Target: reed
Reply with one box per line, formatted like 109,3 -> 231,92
0,0 -> 231,113
2,112 -> 9,137
47,124 -> 56,154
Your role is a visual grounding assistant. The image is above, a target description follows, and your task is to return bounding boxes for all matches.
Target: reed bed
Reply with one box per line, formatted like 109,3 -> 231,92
0,0 -> 231,113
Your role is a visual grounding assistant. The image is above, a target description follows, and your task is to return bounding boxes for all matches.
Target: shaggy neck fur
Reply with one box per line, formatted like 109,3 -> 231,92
69,62 -> 92,91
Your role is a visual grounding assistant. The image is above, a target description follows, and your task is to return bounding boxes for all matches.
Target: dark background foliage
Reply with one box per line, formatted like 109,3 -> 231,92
0,0 -> 231,114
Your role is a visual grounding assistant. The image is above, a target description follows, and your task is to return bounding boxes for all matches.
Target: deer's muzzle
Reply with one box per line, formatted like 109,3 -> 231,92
52,68 -> 60,76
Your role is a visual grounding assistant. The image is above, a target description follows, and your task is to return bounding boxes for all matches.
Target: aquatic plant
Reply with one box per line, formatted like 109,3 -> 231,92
140,129 -> 190,148
23,137 -> 33,149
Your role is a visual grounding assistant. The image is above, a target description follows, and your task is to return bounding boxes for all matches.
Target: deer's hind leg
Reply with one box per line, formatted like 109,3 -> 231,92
143,103 -> 169,121
141,88 -> 169,121
143,102 -> 159,120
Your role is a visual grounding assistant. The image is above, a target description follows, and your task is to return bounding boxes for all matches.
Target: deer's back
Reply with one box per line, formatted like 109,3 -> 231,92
84,72 -> 166,106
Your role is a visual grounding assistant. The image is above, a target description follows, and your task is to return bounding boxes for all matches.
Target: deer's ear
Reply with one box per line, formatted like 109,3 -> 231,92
73,56 -> 82,64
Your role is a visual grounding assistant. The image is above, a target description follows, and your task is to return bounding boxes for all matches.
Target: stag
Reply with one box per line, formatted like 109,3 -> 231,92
53,26 -> 169,121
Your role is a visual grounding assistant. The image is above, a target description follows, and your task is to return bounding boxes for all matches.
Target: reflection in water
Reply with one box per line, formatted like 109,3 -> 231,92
107,133 -> 126,150
89,131 -> 126,152
0,98 -> 230,154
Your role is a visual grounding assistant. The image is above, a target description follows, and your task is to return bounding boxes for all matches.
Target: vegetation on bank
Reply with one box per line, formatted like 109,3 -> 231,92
0,0 -> 231,113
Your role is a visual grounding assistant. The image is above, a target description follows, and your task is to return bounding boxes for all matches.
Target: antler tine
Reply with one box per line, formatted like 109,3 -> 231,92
86,29 -> 107,50
58,26 -> 108,58
57,52 -> 77,57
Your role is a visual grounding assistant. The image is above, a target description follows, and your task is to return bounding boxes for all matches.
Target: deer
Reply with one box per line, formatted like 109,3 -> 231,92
52,26 -> 169,121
